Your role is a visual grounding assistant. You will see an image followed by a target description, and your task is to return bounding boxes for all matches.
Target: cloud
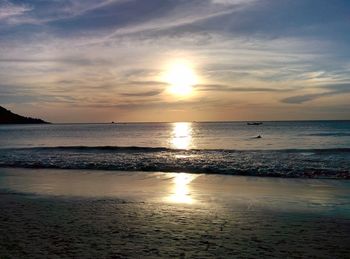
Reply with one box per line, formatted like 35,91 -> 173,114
81,96 -> 222,111
121,89 -> 163,97
125,81 -> 167,87
211,0 -> 258,5
0,0 -> 131,26
0,0 -> 32,21
0,92 -> 76,104
86,1 -> 249,44
281,84 -> 350,104
321,83 -> 350,92
196,84 -> 288,92
281,93 -> 329,104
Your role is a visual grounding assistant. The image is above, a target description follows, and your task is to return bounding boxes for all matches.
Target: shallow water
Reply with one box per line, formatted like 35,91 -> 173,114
1,168 -> 350,217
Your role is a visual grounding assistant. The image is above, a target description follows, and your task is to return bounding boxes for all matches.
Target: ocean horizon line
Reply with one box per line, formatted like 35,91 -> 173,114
8,119 -> 349,125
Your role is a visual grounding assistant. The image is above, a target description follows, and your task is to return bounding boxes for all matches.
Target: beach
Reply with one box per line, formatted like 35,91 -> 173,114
1,168 -> 349,258
2,0 -> 350,256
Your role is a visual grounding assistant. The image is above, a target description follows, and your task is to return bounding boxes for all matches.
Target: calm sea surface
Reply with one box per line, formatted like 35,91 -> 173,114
0,121 -> 349,178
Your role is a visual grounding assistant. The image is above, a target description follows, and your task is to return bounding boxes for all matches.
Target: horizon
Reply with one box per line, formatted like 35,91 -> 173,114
1,0 -> 350,122
22,119 -> 350,124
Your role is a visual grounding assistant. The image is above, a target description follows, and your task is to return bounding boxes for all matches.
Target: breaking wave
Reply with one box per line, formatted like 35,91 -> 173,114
0,146 -> 349,178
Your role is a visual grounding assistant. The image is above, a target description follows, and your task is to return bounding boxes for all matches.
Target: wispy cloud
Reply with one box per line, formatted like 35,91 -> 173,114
121,89 -> 163,97
281,84 -> 350,104
196,84 -> 288,92
0,0 -> 32,21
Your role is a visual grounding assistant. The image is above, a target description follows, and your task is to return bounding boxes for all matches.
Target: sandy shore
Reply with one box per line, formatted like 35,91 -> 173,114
0,168 -> 350,258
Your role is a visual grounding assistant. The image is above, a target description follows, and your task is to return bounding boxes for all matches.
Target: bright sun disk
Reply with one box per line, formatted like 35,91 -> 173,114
164,61 -> 198,96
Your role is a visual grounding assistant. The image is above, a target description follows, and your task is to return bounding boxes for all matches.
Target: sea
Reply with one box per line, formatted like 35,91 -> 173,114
0,121 -> 349,178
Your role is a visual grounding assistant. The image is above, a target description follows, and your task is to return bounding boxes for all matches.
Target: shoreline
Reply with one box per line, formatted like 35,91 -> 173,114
1,168 -> 350,209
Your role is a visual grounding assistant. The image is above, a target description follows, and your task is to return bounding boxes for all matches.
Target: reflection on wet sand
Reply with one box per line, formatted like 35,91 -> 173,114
166,173 -> 199,204
0,169 -> 349,216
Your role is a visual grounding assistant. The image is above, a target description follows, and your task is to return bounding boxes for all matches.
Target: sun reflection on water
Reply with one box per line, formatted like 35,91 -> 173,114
167,173 -> 198,204
171,122 -> 192,150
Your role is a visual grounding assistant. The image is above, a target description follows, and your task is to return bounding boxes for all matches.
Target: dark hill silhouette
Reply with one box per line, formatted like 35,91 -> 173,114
0,106 -> 49,124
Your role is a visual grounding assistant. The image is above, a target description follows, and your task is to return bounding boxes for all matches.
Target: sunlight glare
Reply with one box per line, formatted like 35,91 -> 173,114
171,122 -> 192,149
164,61 -> 198,96
167,173 -> 198,204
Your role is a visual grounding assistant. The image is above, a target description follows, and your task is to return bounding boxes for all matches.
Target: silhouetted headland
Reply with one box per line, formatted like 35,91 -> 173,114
0,106 -> 49,124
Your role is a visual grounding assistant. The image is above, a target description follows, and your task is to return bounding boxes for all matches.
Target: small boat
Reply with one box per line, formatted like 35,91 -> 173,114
247,122 -> 263,125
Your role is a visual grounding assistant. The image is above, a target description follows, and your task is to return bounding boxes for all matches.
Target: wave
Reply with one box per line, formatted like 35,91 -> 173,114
0,146 -> 349,178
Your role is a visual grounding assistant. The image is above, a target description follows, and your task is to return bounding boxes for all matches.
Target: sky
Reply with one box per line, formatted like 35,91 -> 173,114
0,0 -> 350,122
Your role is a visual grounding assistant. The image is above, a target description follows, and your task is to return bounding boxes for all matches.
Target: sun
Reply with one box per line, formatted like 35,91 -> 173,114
164,61 -> 198,96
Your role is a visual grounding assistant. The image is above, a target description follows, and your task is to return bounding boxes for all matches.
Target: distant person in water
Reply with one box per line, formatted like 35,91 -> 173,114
255,135 -> 262,139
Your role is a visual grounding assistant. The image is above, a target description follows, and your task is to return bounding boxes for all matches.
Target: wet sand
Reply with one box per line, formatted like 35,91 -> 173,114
0,168 -> 350,258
